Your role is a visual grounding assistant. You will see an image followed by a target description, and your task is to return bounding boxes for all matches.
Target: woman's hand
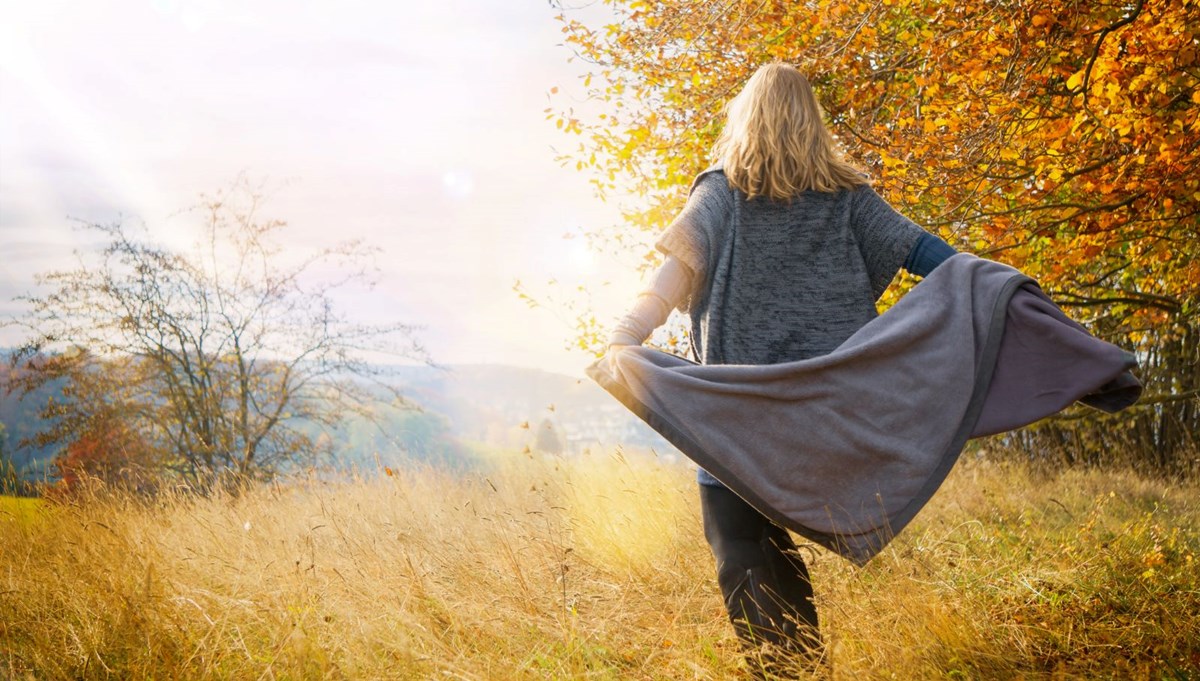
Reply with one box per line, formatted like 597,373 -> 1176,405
603,343 -> 631,376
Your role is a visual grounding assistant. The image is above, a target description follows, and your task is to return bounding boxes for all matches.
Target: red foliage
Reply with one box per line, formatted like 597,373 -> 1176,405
50,413 -> 156,497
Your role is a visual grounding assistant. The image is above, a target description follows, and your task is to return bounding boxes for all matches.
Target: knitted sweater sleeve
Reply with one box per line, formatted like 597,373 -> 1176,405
654,170 -> 732,313
850,185 -> 927,300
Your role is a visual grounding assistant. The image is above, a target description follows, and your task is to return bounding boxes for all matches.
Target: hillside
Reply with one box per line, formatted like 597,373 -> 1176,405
0,361 -> 668,482
388,363 -> 667,453
0,362 -> 63,481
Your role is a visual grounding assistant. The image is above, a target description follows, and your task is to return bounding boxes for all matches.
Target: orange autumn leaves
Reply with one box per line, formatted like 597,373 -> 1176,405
552,0 -> 1199,343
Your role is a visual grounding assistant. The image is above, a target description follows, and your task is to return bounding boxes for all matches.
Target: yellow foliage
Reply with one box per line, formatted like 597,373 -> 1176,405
549,0 -> 1199,396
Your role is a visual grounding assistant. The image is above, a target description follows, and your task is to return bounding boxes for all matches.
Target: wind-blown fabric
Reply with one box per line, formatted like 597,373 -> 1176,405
587,254 -> 1141,565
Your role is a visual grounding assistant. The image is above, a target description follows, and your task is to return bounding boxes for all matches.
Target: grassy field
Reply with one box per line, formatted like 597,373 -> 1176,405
1,452 -> 1197,679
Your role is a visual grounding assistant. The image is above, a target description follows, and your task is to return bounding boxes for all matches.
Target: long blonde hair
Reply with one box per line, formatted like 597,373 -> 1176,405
714,63 -> 869,201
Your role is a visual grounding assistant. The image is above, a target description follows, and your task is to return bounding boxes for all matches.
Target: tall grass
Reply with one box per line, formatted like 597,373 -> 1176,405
2,452 -> 1197,679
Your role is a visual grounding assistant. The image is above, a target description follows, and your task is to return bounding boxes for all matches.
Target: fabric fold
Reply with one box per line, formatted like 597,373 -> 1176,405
586,254 -> 1141,565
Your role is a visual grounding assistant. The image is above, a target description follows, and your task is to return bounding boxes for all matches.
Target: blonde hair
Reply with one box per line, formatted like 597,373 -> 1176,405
714,63 -> 869,201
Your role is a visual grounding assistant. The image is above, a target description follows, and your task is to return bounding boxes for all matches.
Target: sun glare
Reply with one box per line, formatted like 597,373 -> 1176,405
0,17 -> 169,228
441,169 -> 475,201
566,236 -> 596,275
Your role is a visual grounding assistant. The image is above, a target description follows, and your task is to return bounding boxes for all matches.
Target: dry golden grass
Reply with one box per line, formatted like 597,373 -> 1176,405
1,451 -> 1197,679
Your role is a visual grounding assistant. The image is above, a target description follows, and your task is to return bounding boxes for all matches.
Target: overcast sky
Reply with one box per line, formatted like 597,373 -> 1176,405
0,0 -> 645,376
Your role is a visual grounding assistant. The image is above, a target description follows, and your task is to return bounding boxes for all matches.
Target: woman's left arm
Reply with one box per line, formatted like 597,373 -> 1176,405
608,256 -> 694,347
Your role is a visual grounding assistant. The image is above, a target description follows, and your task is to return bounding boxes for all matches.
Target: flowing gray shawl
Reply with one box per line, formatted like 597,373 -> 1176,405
587,254 -> 1141,565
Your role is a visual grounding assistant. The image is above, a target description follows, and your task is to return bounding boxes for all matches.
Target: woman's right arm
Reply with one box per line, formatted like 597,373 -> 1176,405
852,185 -> 961,291
903,232 -> 958,278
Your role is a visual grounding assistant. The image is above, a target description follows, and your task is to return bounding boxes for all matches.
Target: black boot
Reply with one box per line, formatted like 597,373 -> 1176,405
700,483 -> 821,675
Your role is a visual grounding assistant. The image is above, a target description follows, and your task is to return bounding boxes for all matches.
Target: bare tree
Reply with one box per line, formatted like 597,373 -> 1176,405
4,182 -> 426,491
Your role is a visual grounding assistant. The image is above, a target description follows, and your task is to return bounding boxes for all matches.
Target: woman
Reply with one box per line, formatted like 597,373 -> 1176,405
607,63 -> 956,667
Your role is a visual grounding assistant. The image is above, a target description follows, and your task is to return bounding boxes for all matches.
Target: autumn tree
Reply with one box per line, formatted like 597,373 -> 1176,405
549,0 -> 1199,472
50,406 -> 158,496
4,183 -> 426,491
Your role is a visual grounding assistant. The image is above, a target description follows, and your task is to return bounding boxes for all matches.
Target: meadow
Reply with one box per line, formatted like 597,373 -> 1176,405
1,451 -> 1197,679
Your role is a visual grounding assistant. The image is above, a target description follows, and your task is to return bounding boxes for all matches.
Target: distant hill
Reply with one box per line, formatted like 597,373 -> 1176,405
0,360 -> 670,482
0,361 -> 63,481
388,364 -> 667,452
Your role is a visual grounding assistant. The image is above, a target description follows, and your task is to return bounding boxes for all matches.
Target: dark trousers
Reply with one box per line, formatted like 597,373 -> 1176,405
699,483 -> 820,658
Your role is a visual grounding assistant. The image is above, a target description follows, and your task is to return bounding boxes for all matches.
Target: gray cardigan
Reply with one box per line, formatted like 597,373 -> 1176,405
658,167 -> 926,365
587,254 -> 1141,565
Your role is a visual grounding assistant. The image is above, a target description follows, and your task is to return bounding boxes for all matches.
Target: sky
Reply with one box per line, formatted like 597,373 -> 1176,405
0,0 -> 646,377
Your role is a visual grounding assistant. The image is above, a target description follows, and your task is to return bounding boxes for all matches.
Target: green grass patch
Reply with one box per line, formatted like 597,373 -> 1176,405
0,495 -> 46,528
